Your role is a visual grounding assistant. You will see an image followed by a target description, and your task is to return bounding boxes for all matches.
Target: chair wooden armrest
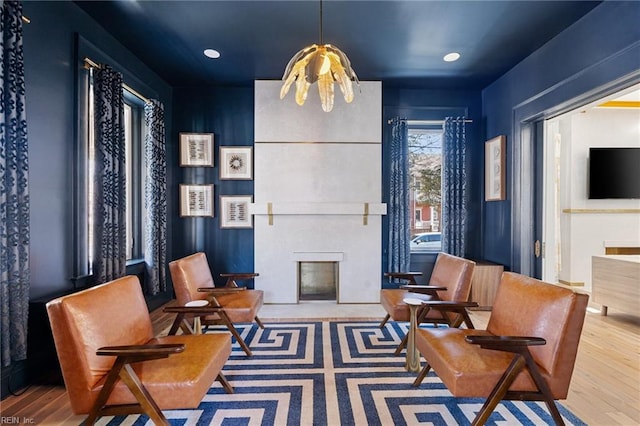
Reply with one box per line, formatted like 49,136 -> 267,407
219,273 -> 259,279
385,272 -> 422,283
163,305 -> 225,314
401,284 -> 448,295
418,300 -> 479,329
420,300 -> 479,308
197,286 -> 246,294
465,335 -> 546,350
163,304 -> 228,336
219,272 -> 259,287
97,343 -> 185,360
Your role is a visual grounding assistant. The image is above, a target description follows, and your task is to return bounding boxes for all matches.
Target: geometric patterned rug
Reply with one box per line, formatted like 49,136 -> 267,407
99,321 -> 586,425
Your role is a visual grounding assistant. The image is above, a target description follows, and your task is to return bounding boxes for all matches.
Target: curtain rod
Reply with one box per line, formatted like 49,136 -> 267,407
83,57 -> 151,104
387,119 -> 473,125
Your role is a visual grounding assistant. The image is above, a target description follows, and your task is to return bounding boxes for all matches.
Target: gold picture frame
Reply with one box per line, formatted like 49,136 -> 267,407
220,146 -> 253,180
220,195 -> 253,228
485,135 -> 506,201
179,132 -> 214,167
179,184 -> 214,217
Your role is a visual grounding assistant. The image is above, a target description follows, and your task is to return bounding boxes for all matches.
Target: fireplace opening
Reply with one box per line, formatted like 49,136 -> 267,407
298,261 -> 338,301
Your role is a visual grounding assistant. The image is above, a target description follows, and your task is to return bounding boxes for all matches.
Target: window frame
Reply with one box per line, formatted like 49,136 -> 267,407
407,124 -> 443,253
123,90 -> 146,262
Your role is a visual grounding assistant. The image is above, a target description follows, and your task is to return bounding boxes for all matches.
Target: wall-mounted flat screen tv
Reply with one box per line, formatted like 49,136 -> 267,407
588,147 -> 640,199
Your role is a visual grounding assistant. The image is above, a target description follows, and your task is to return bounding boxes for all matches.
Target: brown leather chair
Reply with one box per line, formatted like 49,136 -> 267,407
380,252 -> 476,354
166,252 -> 264,356
46,276 -> 233,426
413,272 -> 589,426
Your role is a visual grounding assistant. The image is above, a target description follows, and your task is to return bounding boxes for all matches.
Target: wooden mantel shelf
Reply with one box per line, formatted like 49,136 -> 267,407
249,202 -> 387,216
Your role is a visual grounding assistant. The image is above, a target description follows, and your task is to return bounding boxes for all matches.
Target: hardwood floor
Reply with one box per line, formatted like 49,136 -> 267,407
1,304 -> 638,425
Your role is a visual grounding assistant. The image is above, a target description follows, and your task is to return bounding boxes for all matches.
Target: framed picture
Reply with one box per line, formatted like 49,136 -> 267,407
220,146 -> 253,180
485,135 -> 506,201
179,184 -> 214,217
179,133 -> 214,167
220,195 -> 253,228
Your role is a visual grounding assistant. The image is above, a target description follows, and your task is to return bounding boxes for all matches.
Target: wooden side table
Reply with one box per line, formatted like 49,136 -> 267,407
469,261 -> 504,310
403,297 -> 424,373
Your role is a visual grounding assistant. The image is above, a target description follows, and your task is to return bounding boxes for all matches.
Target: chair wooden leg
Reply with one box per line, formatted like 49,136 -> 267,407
217,372 -> 234,394
254,316 -> 265,329
168,313 -> 195,336
118,364 -> 169,425
86,358 -> 170,425
395,333 -> 408,355
379,314 -> 390,329
219,311 -> 253,356
522,351 -> 565,425
472,355 -> 526,426
413,363 -> 432,387
85,358 -> 128,425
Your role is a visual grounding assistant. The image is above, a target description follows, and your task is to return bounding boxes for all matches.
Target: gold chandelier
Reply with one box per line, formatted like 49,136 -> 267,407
280,0 -> 359,112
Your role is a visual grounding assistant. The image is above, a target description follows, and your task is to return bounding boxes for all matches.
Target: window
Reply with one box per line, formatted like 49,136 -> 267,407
84,69 -> 147,276
408,126 -> 442,252
123,91 -> 147,261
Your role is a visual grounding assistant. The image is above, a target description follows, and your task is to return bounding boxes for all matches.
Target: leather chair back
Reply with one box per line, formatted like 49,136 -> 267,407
429,252 -> 475,302
488,272 -> 589,396
169,252 -> 213,305
46,276 -> 154,414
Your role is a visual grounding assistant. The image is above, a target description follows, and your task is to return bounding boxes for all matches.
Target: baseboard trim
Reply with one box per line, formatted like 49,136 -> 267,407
559,279 -> 585,287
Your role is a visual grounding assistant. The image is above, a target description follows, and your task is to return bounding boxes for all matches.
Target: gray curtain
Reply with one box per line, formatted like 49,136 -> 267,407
1,0 -> 30,367
91,66 -> 126,283
441,117 -> 467,257
388,118 -> 410,276
144,99 -> 167,294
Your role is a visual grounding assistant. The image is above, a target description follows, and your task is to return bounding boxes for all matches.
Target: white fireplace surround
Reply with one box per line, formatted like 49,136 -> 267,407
292,252 -> 344,262
253,80 -> 384,304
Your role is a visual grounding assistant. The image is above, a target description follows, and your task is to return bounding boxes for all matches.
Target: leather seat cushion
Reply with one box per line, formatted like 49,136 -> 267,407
415,327 -> 556,397
206,289 -> 264,323
99,333 -> 232,409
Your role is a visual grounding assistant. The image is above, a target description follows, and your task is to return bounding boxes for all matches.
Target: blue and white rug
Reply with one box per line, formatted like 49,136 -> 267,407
100,321 -> 586,425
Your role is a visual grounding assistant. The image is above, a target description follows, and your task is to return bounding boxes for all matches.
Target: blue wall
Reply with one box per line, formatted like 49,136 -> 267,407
22,1 -> 174,299
171,86 -> 256,284
482,1 -> 640,271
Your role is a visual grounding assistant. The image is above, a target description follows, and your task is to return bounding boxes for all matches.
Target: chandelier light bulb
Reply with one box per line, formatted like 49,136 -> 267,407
319,53 -> 331,75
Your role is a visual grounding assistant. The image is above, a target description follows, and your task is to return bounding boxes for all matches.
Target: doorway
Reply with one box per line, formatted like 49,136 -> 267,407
539,83 -> 640,291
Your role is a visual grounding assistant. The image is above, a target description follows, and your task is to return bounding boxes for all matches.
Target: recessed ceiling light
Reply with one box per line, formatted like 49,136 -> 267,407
204,49 -> 221,59
443,52 -> 460,62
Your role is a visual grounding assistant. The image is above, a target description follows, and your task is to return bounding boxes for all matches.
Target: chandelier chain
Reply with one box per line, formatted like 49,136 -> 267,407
319,0 -> 323,44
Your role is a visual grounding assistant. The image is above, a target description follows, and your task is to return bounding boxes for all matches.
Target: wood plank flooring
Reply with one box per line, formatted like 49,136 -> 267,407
1,305 -> 638,425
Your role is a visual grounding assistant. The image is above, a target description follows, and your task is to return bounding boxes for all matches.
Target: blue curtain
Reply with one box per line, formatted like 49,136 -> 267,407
92,66 -> 127,283
1,0 -> 30,367
442,117 -> 467,257
144,99 -> 167,294
388,118 -> 410,276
